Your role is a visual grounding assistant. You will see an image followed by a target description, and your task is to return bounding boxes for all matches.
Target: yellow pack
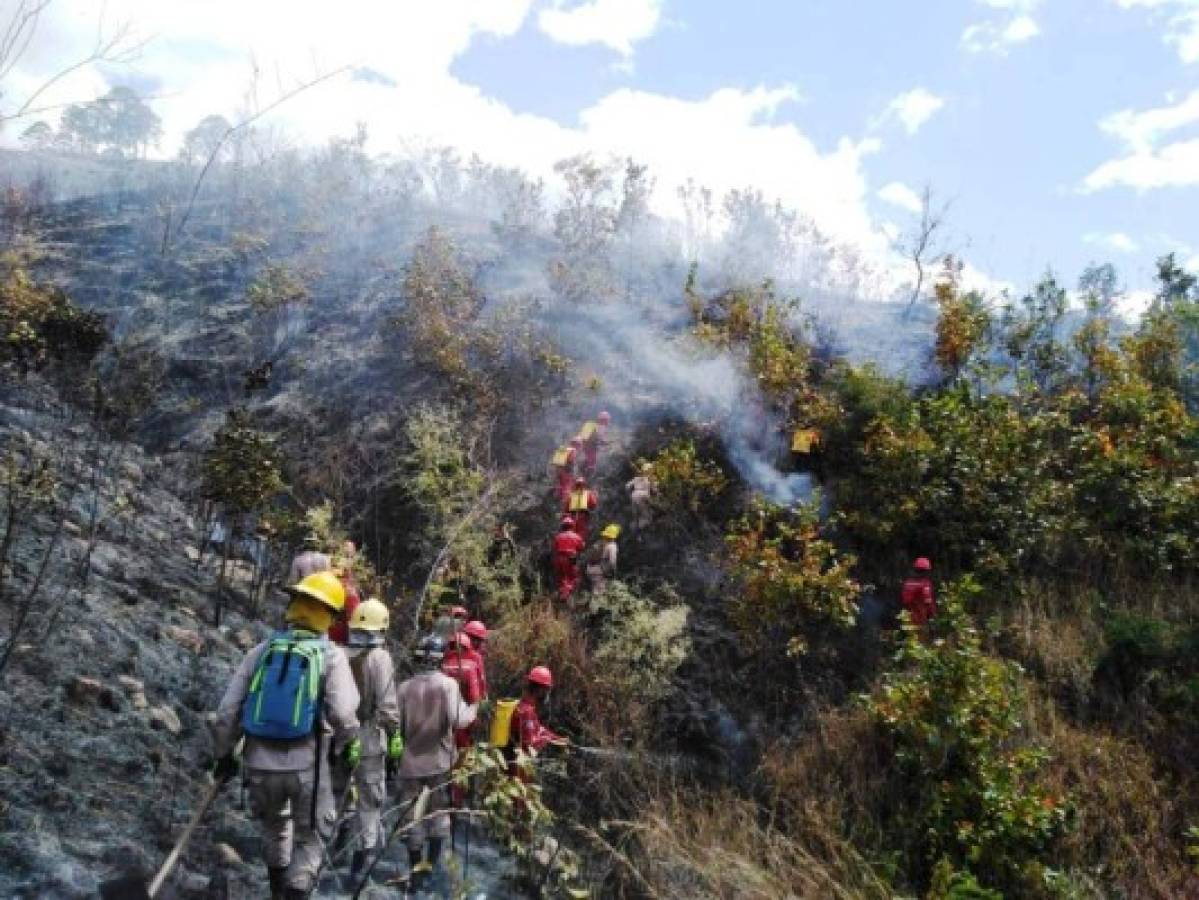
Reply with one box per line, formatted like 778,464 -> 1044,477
551,446 -> 572,467
489,698 -> 518,747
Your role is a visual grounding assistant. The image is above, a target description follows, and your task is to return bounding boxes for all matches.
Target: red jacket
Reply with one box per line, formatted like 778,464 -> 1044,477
442,650 -> 483,705
900,577 -> 936,626
327,580 -> 361,645
552,529 -> 585,559
513,695 -> 561,753
465,647 -> 488,699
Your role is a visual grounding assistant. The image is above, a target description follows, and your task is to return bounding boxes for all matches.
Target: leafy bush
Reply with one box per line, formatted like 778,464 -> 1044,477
725,499 -> 859,655
865,577 -> 1070,892
1,261 -> 107,375
641,439 -> 729,516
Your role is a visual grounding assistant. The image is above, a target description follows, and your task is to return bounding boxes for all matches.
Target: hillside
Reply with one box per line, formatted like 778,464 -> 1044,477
2,145 -> 1199,899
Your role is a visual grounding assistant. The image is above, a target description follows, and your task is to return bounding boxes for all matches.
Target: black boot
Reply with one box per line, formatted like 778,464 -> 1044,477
267,866 -> 287,900
350,849 -> 368,882
427,836 -> 443,869
408,844 -> 430,890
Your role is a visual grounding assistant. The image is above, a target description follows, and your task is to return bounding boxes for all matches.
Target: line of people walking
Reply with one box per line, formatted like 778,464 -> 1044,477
211,555 -> 562,898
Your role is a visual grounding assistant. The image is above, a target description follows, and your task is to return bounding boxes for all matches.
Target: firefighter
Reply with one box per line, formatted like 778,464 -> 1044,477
463,620 -> 490,698
563,476 -> 598,542
578,411 -> 610,477
585,524 -> 620,595
551,438 -> 581,501
552,516 -> 585,602
900,557 -> 936,627
442,631 -> 484,807
626,463 -> 654,532
513,666 -> 566,761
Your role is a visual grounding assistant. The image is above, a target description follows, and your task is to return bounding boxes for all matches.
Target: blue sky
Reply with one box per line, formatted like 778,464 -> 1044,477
8,0 -> 1199,301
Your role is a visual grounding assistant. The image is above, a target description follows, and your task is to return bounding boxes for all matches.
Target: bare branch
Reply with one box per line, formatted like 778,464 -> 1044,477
896,183 -> 951,314
0,0 -> 147,127
167,64 -> 351,250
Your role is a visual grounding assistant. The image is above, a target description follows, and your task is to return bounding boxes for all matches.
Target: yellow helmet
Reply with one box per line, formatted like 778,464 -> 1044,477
351,598 -> 389,632
601,524 -> 621,540
287,571 -> 345,612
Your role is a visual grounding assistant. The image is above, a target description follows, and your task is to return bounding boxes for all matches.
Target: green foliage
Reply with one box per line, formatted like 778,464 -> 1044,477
200,408 -> 285,515
725,499 -> 859,655
586,581 -> 690,717
245,262 -> 310,314
1,261 -> 107,375
641,439 -> 729,515
933,259 -> 992,383
866,577 -> 1070,892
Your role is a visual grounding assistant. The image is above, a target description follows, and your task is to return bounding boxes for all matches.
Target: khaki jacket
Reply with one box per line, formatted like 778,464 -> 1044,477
396,670 -> 477,778
346,645 -> 400,758
212,635 -> 360,772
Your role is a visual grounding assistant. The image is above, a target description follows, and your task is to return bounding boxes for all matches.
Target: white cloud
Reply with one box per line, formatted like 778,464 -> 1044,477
878,181 -> 924,213
878,88 -> 945,135
538,0 -> 664,57
1114,0 -> 1199,63
1082,90 -> 1199,191
962,0 -> 1042,54
0,0 -> 896,258
1083,231 -> 1141,253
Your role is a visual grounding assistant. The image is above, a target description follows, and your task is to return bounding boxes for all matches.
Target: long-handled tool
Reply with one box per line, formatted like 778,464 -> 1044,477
99,776 -> 227,900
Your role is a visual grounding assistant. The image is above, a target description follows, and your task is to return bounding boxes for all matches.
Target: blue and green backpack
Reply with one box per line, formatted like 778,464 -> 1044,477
241,631 -> 328,740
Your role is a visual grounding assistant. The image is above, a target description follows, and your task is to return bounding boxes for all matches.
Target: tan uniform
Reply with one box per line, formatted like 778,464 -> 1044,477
212,635 -> 360,894
626,475 -> 653,530
395,670 -> 477,851
287,550 -> 331,586
585,540 -> 619,594
345,645 -> 400,851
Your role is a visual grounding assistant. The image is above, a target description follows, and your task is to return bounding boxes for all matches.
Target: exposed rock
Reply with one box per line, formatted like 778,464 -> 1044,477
163,625 -> 204,654
118,676 -> 149,710
67,676 -> 120,711
215,842 -> 243,866
147,705 -> 182,735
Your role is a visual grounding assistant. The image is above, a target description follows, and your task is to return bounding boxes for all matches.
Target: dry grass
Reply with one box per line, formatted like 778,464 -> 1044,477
620,791 -> 893,900
1031,694 -> 1196,898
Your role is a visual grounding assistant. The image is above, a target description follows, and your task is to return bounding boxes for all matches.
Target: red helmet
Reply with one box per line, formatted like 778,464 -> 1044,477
574,476 -> 587,487
464,620 -> 488,641
527,665 -> 554,687
451,605 -> 468,619
598,411 -> 611,424
913,557 -> 932,572
448,631 -> 473,651
560,515 -> 576,528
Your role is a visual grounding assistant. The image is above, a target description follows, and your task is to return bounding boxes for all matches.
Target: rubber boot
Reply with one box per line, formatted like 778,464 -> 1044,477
350,849 -> 368,883
267,866 -> 287,900
408,844 -> 429,891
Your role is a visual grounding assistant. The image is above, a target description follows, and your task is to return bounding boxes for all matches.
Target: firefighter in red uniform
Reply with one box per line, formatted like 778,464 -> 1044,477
442,631 -> 483,806
563,476 -> 599,542
552,516 -> 585,601
551,438 -> 581,501
578,411 -> 611,477
463,620 -> 489,698
514,666 -> 565,759
900,557 -> 936,627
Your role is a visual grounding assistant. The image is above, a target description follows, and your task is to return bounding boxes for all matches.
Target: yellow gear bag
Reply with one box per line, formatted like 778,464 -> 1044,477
489,698 -> 518,748
568,490 -> 591,512
791,428 -> 819,454
551,447 -> 572,467
579,421 -> 597,440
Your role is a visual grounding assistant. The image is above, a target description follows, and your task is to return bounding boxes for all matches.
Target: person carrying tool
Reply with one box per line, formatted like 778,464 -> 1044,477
551,438 -> 581,501
584,524 -> 620,595
395,634 -> 478,892
625,464 -> 654,533
511,666 -> 567,778
563,476 -> 599,542
900,557 -> 937,627
286,532 -> 330,586
210,571 -> 361,900
552,516 -> 585,602
341,598 -> 404,884
578,411 -> 610,477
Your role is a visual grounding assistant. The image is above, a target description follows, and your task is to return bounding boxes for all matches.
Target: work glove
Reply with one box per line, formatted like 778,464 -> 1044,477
212,753 -> 239,782
387,731 -> 405,761
341,737 -> 362,771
